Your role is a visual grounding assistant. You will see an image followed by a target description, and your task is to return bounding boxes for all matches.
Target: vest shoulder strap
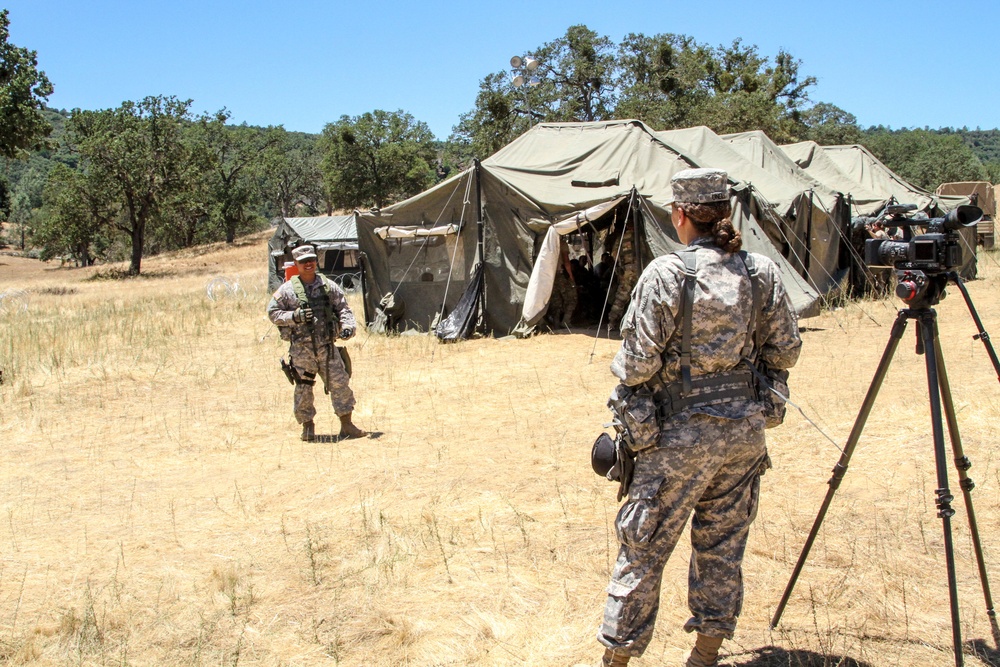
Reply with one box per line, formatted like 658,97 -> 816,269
667,247 -> 762,399
672,248 -> 699,396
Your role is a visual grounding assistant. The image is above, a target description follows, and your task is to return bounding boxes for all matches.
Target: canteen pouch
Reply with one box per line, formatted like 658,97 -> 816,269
756,364 -> 789,429
608,383 -> 661,453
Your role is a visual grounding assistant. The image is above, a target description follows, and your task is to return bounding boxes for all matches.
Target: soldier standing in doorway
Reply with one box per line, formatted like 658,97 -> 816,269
606,229 -> 638,332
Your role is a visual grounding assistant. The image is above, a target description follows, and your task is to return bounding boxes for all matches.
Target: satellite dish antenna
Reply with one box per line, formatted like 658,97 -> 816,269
511,74 -> 525,87
524,57 -> 539,71
510,56 -> 523,69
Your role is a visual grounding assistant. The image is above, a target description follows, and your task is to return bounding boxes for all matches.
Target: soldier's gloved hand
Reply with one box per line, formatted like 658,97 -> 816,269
339,327 -> 355,340
293,307 -> 314,323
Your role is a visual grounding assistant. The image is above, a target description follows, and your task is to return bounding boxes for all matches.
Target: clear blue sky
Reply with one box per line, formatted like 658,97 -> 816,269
6,0 -> 998,140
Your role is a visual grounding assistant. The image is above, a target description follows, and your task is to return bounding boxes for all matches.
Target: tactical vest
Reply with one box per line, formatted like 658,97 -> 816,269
291,275 -> 338,338
649,246 -> 762,419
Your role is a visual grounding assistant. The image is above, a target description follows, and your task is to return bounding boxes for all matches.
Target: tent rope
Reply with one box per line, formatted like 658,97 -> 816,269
589,197 -> 635,363
747,188 -> 852,331
387,170 -> 471,296
436,171 -> 475,319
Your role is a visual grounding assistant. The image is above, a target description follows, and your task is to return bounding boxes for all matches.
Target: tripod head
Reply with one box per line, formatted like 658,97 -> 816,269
895,269 -> 951,309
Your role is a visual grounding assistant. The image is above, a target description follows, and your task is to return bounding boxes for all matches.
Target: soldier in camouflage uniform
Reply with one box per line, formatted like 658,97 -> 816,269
606,229 -> 637,331
549,238 -> 578,328
595,169 -> 801,667
267,245 -> 366,441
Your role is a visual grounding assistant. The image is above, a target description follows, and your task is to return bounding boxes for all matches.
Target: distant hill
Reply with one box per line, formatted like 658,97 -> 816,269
935,128 -> 1000,169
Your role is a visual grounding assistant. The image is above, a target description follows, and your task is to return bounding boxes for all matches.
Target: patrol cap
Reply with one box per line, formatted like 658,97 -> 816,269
292,245 -> 318,262
591,432 -> 617,478
670,168 -> 730,204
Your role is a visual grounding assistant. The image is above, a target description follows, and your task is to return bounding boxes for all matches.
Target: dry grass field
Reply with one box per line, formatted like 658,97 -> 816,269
2,234 -> 1000,666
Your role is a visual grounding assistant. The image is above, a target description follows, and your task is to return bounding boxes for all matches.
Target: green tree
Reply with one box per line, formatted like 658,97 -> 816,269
258,127 -> 324,218
455,27 -> 821,155
450,72 -> 531,159
6,161 -> 46,248
798,102 -> 863,145
862,127 -> 988,191
692,40 -> 816,141
320,109 -> 436,210
35,162 -> 114,265
0,9 -> 54,158
191,110 -> 276,243
615,33 -> 715,129
66,96 -> 196,275
452,25 -> 617,158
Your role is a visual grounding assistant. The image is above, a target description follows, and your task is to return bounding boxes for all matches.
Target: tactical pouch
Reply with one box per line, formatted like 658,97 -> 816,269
279,358 -> 297,385
338,346 -> 352,378
608,383 -> 661,452
756,364 -> 789,429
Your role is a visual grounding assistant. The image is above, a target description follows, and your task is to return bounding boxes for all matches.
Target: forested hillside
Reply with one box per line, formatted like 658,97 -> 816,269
2,18 -> 998,268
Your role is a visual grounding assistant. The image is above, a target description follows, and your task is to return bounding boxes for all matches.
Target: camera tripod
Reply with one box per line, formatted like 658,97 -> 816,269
770,271 -> 1000,667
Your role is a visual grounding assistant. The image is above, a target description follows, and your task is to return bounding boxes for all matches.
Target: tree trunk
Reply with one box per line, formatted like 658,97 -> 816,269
129,220 -> 144,275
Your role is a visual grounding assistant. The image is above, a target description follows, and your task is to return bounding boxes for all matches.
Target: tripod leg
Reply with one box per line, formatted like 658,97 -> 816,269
771,309 -> 910,629
932,322 -> 1000,649
950,273 -> 1000,382
919,312 -> 964,667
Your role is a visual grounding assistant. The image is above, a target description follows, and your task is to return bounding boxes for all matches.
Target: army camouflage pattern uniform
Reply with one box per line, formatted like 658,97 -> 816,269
267,275 -> 357,422
607,231 -> 637,329
550,266 -> 578,327
599,237 -> 801,658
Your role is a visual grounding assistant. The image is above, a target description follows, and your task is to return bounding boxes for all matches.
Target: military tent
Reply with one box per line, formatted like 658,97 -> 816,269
717,130 -> 853,295
779,141 -> 888,216
355,120 -> 820,340
656,127 -> 850,296
267,215 -> 359,292
816,145 -> 969,216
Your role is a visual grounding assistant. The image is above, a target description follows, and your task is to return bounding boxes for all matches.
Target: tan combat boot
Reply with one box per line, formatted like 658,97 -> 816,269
685,633 -> 724,667
338,413 -> 366,439
300,421 -> 315,442
602,648 -> 629,666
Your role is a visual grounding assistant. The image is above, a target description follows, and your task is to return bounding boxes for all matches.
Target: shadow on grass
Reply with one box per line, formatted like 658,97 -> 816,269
313,431 -> 384,444
85,268 -> 173,281
726,646 -> 873,667
729,640 -> 1000,666
968,638 -> 1000,667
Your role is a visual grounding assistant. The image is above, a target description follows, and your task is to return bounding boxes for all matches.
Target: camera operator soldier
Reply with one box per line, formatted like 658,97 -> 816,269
267,245 -> 366,441
593,169 -> 801,667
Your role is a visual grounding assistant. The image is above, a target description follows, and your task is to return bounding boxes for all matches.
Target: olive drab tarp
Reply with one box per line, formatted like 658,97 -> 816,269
355,120 -> 821,339
719,130 -> 853,295
779,141 -> 889,216
657,127 -> 849,297
267,215 -> 359,291
935,182 -> 995,218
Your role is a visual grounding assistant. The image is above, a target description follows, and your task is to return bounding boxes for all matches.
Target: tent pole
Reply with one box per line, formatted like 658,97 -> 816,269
630,187 -> 644,271
474,159 -> 484,267
805,190 -> 814,274
474,159 -> 485,331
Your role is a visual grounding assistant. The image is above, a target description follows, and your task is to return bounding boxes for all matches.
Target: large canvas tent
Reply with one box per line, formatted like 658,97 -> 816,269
719,131 -> 853,294
778,141 -> 888,216
267,215 -> 359,291
657,127 -> 849,296
355,120 -> 820,340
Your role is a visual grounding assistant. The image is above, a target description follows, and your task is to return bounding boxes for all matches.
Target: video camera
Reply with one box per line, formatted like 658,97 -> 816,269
863,204 -> 982,273
862,204 -> 982,307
